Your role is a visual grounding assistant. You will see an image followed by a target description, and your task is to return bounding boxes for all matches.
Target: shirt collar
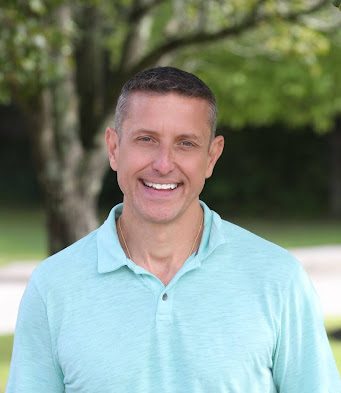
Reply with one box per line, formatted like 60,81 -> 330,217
198,201 -> 227,260
97,203 -> 127,274
97,201 -> 227,274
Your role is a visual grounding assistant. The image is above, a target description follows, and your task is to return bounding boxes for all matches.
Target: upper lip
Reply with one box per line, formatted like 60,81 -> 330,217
141,179 -> 181,185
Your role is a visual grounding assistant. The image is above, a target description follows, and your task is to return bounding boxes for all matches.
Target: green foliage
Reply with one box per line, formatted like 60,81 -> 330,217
166,3 -> 341,133
1,0 -> 339,108
334,0 -> 341,9
179,32 -> 341,133
0,0 -> 75,101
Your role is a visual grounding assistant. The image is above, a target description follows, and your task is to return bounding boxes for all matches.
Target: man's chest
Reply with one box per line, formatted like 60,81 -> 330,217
55,277 -> 278,393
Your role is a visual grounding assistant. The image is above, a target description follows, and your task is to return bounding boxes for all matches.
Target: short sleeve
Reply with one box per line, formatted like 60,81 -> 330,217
5,275 -> 64,393
272,263 -> 341,392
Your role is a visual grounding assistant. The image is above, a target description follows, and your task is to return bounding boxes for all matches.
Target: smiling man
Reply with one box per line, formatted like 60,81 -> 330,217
105,84 -> 223,285
6,67 -> 340,393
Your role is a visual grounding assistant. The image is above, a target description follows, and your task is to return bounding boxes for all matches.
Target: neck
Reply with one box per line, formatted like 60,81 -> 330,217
117,203 -> 204,285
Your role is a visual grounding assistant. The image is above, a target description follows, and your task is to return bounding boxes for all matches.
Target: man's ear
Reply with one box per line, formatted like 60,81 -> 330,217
205,135 -> 224,179
105,127 -> 120,172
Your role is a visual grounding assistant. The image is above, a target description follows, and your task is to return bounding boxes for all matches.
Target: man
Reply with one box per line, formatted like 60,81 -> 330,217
6,67 -> 340,392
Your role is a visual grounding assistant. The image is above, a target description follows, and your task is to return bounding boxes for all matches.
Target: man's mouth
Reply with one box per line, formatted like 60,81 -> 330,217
142,180 -> 179,190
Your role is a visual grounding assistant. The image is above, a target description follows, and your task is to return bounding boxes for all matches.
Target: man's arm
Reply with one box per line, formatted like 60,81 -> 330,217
272,263 -> 341,392
6,276 -> 64,393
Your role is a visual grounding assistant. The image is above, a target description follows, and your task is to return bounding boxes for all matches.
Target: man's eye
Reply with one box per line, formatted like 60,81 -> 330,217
180,140 -> 195,147
138,136 -> 153,142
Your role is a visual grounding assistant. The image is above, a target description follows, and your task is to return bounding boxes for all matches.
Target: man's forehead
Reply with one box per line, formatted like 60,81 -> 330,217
124,92 -> 212,122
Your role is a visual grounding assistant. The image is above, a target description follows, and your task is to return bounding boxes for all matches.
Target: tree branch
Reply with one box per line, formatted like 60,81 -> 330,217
128,0 -> 166,23
129,0 -> 330,75
118,0 -> 166,71
283,0 -> 330,21
75,4 -> 106,148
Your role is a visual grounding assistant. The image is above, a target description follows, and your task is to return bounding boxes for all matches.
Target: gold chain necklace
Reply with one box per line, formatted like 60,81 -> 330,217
117,216 -> 133,260
117,214 -> 204,261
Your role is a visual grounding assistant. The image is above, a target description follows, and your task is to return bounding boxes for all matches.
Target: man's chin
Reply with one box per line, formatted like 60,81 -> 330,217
133,204 -> 182,225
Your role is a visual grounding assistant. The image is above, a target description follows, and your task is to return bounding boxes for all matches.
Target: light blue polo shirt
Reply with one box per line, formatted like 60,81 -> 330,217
6,202 -> 341,393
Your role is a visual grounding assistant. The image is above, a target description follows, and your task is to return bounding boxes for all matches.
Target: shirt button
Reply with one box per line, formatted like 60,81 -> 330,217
162,293 -> 168,301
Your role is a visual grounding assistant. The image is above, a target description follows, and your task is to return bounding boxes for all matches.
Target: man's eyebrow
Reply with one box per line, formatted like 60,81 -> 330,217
131,129 -> 203,141
131,128 -> 159,136
177,133 -> 202,141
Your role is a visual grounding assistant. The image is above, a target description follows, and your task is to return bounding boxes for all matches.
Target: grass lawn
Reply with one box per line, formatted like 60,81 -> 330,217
0,207 -> 46,266
1,320 -> 341,391
232,217 -> 341,249
0,335 -> 13,393
325,319 -> 341,373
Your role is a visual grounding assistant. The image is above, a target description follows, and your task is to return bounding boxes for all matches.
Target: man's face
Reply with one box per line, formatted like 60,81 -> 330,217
106,92 -> 224,224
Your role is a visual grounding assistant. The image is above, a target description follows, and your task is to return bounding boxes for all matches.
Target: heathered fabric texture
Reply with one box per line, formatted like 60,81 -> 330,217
6,202 -> 341,393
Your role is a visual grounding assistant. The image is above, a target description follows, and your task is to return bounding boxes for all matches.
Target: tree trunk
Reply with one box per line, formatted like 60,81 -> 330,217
329,118 -> 341,218
21,4 -> 109,255
44,178 -> 100,254
24,85 -> 108,254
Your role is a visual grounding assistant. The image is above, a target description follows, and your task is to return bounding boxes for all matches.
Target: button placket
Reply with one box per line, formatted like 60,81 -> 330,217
156,290 -> 173,322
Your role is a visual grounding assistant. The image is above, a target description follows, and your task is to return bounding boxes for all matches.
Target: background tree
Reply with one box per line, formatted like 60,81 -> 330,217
0,0 -> 337,253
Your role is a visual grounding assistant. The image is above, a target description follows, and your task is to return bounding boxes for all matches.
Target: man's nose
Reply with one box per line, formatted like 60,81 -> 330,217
151,146 -> 175,175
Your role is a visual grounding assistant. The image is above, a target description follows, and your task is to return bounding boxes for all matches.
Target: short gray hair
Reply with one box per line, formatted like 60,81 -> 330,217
114,66 -> 217,137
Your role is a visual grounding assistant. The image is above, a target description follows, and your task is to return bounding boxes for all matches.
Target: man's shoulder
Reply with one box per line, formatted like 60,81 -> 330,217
30,228 -> 99,290
220,218 -> 286,251
217,217 -> 301,277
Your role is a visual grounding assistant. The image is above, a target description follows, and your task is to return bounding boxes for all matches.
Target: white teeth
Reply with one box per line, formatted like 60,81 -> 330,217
144,181 -> 178,190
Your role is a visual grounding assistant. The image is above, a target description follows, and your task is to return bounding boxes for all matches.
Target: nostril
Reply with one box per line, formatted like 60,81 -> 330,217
152,155 -> 175,174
